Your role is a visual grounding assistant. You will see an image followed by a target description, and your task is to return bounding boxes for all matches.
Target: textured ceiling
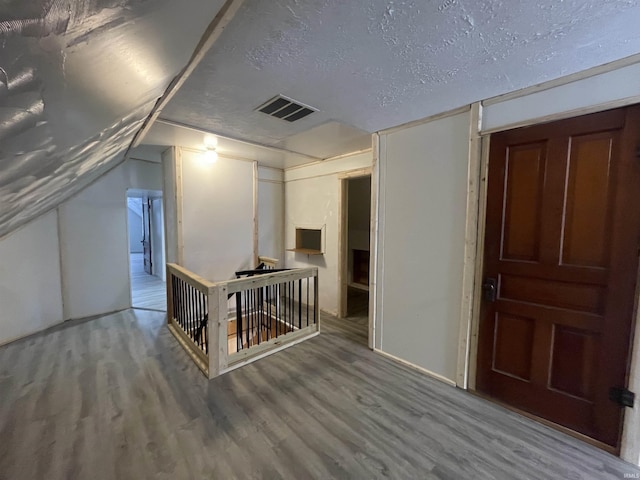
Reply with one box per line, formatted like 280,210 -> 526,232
161,0 -> 640,151
0,0 -> 226,239
2,0 -> 640,240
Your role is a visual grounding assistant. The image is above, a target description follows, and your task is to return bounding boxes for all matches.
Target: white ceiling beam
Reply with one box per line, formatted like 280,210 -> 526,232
127,0 -> 246,152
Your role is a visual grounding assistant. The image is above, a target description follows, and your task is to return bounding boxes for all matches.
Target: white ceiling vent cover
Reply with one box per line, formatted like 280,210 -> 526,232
256,95 -> 317,122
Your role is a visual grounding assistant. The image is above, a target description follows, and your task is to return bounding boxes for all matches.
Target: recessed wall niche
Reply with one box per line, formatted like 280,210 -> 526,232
288,226 -> 325,255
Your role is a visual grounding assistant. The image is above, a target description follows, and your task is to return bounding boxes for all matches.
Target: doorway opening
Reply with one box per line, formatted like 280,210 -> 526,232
339,174 -> 372,345
127,190 -> 166,311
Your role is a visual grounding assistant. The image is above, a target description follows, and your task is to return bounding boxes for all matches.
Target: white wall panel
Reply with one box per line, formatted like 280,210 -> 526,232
162,147 -> 179,265
377,111 -> 469,382
483,62 -> 640,132
0,211 -> 64,345
180,150 -> 254,281
151,197 -> 166,281
258,180 -> 284,264
59,166 -> 131,319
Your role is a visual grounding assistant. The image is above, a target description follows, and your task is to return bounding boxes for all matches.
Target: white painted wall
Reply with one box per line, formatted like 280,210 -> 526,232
59,166 -> 132,319
0,211 -> 64,345
128,200 -> 143,253
58,159 -> 163,320
180,149 -> 255,281
126,158 -> 164,192
162,147 -> 179,265
258,166 -> 284,264
284,152 -> 372,315
376,111 -> 469,382
483,62 -> 640,132
151,197 -> 166,281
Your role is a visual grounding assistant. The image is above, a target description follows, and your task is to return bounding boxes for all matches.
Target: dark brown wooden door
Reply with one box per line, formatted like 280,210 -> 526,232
142,197 -> 152,275
477,106 -> 640,449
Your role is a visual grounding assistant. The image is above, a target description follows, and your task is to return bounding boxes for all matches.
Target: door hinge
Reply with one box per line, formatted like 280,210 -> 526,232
609,387 -> 635,408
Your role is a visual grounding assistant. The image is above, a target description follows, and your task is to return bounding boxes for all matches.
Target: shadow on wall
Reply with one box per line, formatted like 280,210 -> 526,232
292,252 -> 327,268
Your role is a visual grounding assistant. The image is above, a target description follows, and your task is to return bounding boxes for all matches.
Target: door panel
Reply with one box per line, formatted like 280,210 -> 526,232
477,106 -> 640,450
502,143 -> 546,262
562,133 -> 613,268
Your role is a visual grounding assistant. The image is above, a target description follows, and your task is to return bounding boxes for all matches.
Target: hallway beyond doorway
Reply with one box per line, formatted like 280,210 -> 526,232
130,253 -> 166,311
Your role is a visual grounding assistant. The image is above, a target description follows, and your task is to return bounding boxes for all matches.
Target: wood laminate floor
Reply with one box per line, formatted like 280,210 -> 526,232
0,308 -> 638,479
130,253 -> 166,311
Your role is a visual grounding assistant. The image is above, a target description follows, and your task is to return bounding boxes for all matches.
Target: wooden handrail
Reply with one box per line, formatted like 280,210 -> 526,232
224,267 -> 318,294
166,263 -> 216,293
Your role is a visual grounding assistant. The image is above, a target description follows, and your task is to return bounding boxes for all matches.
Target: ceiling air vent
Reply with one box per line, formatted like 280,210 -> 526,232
256,95 -> 317,122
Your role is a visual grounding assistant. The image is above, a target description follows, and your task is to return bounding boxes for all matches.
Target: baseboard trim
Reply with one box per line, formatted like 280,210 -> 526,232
374,348 -> 457,387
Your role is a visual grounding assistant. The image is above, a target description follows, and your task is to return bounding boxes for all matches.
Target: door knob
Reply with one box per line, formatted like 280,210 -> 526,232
482,278 -> 497,302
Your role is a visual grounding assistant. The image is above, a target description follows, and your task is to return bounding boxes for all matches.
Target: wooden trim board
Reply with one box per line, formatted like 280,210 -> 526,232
368,134 -> 380,350
129,0 -> 246,150
223,327 -> 320,374
467,136 -> 491,392
456,102 -> 483,388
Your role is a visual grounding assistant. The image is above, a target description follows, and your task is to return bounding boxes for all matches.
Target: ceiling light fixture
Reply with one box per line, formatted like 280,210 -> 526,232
204,146 -> 218,164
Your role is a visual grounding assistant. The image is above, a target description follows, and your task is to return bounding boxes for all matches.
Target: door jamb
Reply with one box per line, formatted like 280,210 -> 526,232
337,168 -> 372,326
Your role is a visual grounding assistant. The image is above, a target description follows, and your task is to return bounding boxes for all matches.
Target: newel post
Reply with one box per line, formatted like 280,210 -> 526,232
207,283 -> 229,379
166,265 -> 174,326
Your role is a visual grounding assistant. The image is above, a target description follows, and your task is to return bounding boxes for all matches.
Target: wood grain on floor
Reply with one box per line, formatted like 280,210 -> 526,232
130,253 -> 166,311
0,308 -> 638,479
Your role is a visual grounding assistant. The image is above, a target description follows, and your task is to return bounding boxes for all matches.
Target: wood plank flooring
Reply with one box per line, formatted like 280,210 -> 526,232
130,253 -> 166,311
0,308 -> 638,479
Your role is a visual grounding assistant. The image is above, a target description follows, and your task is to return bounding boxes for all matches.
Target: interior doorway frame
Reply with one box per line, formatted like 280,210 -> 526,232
125,188 -> 166,309
337,167 -> 373,345
459,101 -> 640,462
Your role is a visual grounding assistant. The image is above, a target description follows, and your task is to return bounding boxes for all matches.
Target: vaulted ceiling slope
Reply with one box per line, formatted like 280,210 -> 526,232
3,1 -> 640,240
0,0 -> 226,239
161,0 -> 640,153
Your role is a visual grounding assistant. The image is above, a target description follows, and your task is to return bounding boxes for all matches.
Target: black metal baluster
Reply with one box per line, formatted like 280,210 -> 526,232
289,281 -> 293,332
298,279 -> 302,329
180,280 -> 185,331
276,284 -> 280,338
266,284 -> 271,341
202,292 -> 207,353
194,289 -> 200,347
245,290 -> 251,348
257,287 -> 262,345
236,290 -> 242,352
305,277 -> 309,327
190,286 -> 195,340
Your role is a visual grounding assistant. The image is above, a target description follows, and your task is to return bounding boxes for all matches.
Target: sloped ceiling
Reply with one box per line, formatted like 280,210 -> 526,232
2,0 -> 640,239
0,0 -> 226,239
161,0 -> 640,151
